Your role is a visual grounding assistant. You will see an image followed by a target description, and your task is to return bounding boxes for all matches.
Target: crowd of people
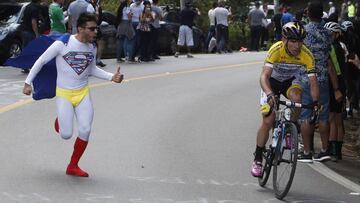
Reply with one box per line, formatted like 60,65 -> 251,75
251,0 -> 360,177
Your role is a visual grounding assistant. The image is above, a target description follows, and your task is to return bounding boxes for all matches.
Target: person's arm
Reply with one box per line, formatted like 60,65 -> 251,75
67,15 -> 72,33
31,18 -> 39,38
260,66 -> 273,95
328,58 -> 343,102
23,41 -> 63,95
308,75 -> 320,103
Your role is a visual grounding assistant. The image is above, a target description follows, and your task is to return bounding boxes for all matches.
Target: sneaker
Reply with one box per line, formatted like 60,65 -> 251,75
298,152 -> 313,163
174,52 -> 179,58
153,55 -> 160,60
21,69 -> 30,73
313,150 -> 331,162
187,54 -> 194,58
250,161 -> 263,177
96,60 -> 106,67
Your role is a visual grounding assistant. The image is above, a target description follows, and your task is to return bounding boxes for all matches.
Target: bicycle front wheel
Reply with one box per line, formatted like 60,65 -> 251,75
273,122 -> 298,199
258,147 -> 273,187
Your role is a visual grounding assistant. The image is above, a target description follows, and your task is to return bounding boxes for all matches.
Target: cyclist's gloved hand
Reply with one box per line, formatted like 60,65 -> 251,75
260,92 -> 277,116
267,92 -> 277,107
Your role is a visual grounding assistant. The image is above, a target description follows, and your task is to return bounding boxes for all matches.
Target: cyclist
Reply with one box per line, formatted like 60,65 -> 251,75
251,22 -> 320,177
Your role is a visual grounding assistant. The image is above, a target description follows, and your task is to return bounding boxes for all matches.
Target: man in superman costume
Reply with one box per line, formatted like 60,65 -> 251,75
7,13 -> 124,177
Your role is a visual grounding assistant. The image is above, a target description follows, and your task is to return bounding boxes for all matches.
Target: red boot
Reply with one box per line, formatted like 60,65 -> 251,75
66,137 -> 89,177
54,117 -> 59,133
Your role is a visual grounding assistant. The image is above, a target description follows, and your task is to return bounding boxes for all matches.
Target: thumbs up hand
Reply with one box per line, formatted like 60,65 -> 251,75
112,66 -> 124,83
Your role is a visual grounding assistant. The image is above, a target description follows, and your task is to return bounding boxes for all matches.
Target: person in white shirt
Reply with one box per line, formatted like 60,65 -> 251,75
67,0 -> 95,34
23,13 -> 124,177
206,2 -> 217,52
214,0 -> 231,53
130,0 -> 144,61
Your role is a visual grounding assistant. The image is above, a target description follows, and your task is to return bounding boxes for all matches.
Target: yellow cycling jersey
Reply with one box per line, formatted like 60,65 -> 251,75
265,41 -> 316,82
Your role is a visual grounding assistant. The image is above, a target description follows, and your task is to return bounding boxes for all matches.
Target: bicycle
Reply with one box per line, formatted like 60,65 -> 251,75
258,100 -> 315,200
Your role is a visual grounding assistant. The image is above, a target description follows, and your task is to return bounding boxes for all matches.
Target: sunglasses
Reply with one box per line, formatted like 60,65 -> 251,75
85,26 -> 98,31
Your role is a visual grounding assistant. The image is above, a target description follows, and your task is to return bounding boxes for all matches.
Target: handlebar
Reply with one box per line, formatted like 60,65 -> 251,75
278,100 -> 313,109
277,100 -> 318,124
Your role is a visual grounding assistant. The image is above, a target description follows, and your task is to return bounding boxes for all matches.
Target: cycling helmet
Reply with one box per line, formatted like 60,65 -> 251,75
324,22 -> 341,33
282,22 -> 306,40
341,21 -> 354,32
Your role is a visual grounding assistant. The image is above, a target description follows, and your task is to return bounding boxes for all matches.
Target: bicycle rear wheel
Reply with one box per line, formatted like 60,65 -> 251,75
258,147 -> 274,187
273,122 -> 298,199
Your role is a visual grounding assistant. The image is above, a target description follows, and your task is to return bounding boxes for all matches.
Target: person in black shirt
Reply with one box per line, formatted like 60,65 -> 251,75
174,1 -> 200,58
272,6 -> 283,41
20,0 -> 41,73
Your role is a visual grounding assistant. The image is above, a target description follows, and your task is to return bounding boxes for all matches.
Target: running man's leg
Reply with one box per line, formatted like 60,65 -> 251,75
56,97 -> 75,140
66,94 -> 93,177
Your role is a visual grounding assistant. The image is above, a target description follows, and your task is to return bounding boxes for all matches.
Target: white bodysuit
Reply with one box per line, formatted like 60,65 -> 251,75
25,35 -> 114,141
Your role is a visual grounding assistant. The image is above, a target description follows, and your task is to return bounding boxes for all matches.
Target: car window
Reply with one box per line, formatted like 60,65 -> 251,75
0,5 -> 21,24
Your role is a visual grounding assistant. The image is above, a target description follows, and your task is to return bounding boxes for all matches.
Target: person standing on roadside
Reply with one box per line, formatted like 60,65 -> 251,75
174,0 -> 200,58
214,0 -> 231,53
22,13 -> 124,177
67,0 -> 95,34
248,1 -> 265,51
206,1 -> 217,52
298,1 -> 342,163
19,0 -> 42,73
49,0 -> 66,34
149,0 -> 163,60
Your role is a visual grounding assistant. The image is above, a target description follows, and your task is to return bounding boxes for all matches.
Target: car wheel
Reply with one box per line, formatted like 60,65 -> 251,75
9,39 -> 22,58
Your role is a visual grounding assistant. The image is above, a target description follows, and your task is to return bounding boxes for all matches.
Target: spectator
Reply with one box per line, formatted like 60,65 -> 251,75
116,0 -> 135,63
340,21 -> 360,117
206,1 -> 217,52
49,0 -> 66,34
298,1 -> 342,163
137,0 -> 153,62
348,0 -> 356,21
149,0 -> 163,60
214,0 -> 231,53
324,22 -> 347,161
281,6 -> 294,25
19,0 -> 42,73
39,0 -> 51,35
260,2 -> 270,50
67,0 -> 95,34
272,5 -> 284,41
248,1 -> 265,51
341,0 -> 348,21
328,1 -> 336,17
174,0 -> 200,58
89,0 -> 106,67
130,0 -> 144,62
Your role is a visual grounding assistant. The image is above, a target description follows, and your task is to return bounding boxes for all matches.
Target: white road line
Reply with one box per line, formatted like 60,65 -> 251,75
309,161 -> 360,193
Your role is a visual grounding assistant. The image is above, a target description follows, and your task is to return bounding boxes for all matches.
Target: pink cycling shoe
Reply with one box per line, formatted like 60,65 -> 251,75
251,161 -> 263,177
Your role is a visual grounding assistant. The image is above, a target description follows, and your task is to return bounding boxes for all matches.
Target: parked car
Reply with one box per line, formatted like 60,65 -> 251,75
0,1 -> 50,65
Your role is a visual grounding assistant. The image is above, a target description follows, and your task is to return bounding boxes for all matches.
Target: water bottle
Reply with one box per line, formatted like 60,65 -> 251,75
272,127 -> 279,148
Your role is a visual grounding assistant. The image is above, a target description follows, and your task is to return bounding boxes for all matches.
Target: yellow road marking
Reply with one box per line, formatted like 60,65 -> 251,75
0,61 -> 262,114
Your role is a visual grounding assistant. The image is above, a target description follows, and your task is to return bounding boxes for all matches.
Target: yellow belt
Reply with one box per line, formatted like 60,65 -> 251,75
56,86 -> 90,107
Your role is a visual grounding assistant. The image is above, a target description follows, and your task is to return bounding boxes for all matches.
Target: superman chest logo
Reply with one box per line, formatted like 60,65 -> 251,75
63,52 -> 94,75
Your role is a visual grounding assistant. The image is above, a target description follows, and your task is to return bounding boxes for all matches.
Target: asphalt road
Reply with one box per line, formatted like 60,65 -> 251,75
0,53 -> 359,203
